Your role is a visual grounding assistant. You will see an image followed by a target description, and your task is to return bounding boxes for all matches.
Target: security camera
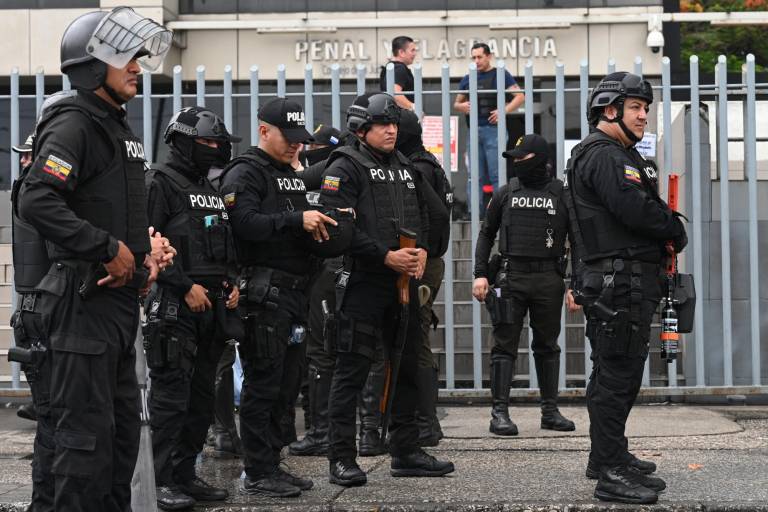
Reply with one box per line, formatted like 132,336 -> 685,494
646,14 -> 664,54
646,30 -> 664,53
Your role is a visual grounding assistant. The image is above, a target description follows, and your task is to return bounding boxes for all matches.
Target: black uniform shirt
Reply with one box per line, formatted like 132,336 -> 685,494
409,154 -> 450,258
573,130 -> 683,262
20,90 -> 129,263
220,147 -> 304,243
320,142 -> 429,269
379,61 -> 415,102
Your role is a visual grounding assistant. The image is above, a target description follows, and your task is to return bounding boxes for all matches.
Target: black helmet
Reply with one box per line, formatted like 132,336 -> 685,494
588,72 -> 653,127
395,109 -> 423,155
164,106 -> 242,144
61,7 -> 171,91
165,107 -> 241,173
346,93 -> 401,132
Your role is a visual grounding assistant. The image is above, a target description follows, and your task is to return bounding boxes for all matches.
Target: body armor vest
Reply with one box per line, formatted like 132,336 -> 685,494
499,177 -> 568,259
477,73 -> 497,119
410,150 -> 452,258
224,150 -> 312,275
11,162 -> 50,292
40,94 -> 150,261
149,164 -> 232,279
333,145 -> 422,251
567,132 -> 661,262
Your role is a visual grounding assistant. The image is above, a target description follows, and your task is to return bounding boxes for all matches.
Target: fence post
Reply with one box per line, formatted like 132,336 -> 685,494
441,63 -> 456,391
607,58 -> 616,74
414,63 -> 423,116
277,64 -> 286,98
173,65 -> 182,114
142,72 -> 153,163
224,65 -> 233,134
554,61 -> 567,390
496,60 -> 507,186
579,60 -> 589,139
35,67 -> 44,118
304,64 -> 314,132
524,60 -> 533,134
196,65 -> 205,107
689,55 -> 706,387
250,65 -> 259,145
331,64 -> 340,130
10,67 -> 20,390
744,54 -> 761,386
62,74 -> 71,91
356,64 -> 366,97
661,56 -> 677,387
468,63 -> 482,390
386,62 -> 394,96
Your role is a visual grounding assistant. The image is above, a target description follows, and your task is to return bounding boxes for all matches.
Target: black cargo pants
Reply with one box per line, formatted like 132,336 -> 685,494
327,270 -> 421,461
581,260 -> 662,469
147,285 -> 228,486
30,263 -> 140,512
238,287 -> 307,478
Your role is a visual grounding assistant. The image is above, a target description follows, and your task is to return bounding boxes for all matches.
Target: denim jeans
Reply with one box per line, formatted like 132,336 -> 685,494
466,123 -> 504,217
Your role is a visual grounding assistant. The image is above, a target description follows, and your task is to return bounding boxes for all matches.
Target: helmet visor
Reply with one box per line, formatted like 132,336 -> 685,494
86,7 -> 172,72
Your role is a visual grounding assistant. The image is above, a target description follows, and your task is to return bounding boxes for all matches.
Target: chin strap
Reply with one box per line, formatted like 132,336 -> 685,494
102,82 -> 130,106
599,99 -> 642,144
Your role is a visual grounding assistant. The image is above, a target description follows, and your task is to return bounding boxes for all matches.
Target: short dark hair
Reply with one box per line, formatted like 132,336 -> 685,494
471,42 -> 491,55
392,36 -> 414,56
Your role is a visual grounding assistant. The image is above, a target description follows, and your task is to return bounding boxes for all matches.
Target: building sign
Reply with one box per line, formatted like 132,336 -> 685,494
422,115 -> 459,173
296,36 -> 557,64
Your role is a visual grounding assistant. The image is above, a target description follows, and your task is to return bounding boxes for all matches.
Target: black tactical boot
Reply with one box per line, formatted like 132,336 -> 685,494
358,358 -> 386,456
213,364 -> 243,458
17,403 -> 37,422
156,485 -> 196,510
536,357 -> 575,431
586,454 -> 657,479
391,448 -> 455,477
289,366 -> 331,456
416,367 -> 444,447
176,476 -> 228,502
489,357 -> 518,436
241,471 -> 301,498
275,467 -> 314,490
594,465 -> 658,504
329,458 -> 367,487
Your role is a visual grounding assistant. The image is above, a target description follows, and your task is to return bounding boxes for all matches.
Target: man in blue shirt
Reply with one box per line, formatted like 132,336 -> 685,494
455,43 -> 524,218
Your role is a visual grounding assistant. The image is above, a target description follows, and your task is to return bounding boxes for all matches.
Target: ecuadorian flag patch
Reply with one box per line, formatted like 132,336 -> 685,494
624,165 -> 641,184
42,154 -> 72,181
224,192 -> 236,207
322,176 -> 340,192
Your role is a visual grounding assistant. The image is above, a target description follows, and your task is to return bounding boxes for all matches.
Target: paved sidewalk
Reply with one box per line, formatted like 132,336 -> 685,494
0,404 -> 766,511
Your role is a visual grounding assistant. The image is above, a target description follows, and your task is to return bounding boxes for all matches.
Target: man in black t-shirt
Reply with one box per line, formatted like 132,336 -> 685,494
379,35 -> 417,111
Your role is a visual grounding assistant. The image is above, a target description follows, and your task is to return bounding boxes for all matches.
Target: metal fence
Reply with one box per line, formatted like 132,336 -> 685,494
3,54 -> 768,397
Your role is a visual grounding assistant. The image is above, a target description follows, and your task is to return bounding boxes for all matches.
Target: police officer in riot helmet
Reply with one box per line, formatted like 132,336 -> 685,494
144,106 -> 241,510
472,134 -> 576,437
219,98 -> 337,497
568,72 -> 687,504
319,92 -> 454,487
395,109 -> 452,447
16,7 -> 175,510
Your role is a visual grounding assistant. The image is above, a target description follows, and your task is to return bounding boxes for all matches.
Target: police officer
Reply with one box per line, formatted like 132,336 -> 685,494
568,72 -> 686,504
319,92 -> 454,486
472,134 -> 575,437
17,7 -> 173,510
395,110 -> 452,446
220,98 -> 336,497
144,107 -> 241,509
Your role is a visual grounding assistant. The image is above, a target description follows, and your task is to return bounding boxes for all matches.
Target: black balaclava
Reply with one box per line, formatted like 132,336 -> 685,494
170,135 -> 229,178
509,154 -> 552,189
301,145 -> 336,166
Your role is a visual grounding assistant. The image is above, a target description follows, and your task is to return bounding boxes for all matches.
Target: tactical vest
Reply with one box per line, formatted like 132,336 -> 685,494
499,177 -> 567,259
11,162 -> 50,293
477,72 -> 497,119
223,150 -> 312,275
566,132 -> 661,262
333,145 -> 422,251
149,164 -> 232,279
410,150 -> 452,258
39,93 -> 150,260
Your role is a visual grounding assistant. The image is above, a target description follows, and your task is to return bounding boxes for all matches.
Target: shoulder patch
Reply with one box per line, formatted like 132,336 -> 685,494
42,154 -> 73,181
322,175 -> 340,193
623,165 -> 642,184
224,192 -> 236,208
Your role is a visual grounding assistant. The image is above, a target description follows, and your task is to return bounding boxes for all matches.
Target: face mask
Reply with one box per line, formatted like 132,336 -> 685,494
510,154 -> 551,187
192,142 -> 228,174
302,145 -> 335,166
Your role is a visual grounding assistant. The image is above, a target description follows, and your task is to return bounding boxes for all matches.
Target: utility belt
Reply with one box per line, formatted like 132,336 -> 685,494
240,265 -> 309,311
143,288 -> 197,372
501,257 -> 562,274
57,259 -> 149,299
8,292 -> 48,383
579,258 -> 658,359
